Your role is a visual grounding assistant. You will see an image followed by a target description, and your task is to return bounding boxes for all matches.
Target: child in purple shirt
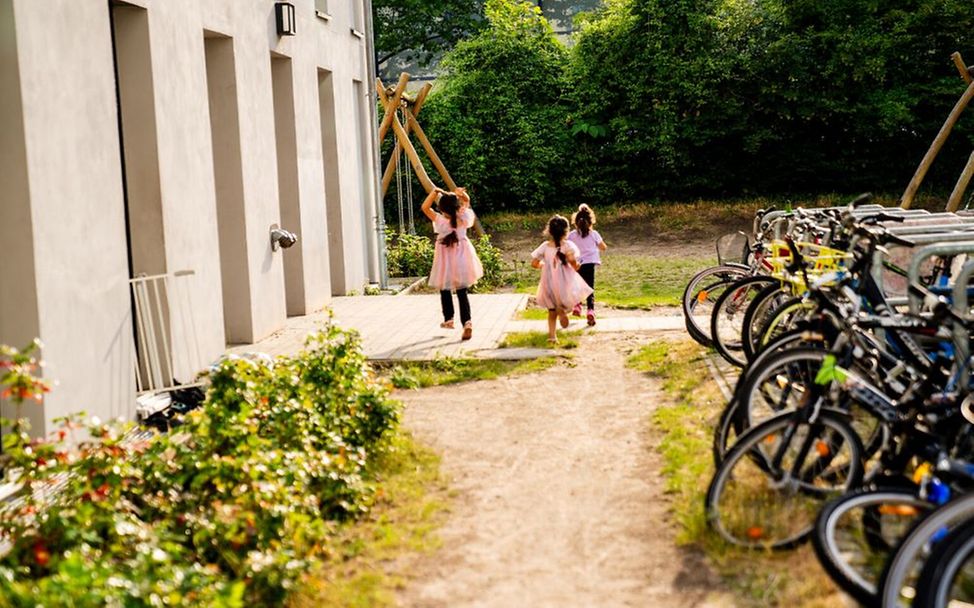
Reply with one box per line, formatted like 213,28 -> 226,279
567,204 -> 607,326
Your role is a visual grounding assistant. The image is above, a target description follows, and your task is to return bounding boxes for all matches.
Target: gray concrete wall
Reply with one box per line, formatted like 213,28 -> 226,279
3,0 -> 137,431
0,0 -> 380,434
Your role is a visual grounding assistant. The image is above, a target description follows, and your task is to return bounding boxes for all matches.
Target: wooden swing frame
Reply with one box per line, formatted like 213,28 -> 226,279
901,52 -> 974,211
377,73 -> 457,199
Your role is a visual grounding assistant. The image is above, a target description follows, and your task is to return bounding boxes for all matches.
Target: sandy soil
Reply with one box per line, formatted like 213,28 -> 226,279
396,333 -> 734,608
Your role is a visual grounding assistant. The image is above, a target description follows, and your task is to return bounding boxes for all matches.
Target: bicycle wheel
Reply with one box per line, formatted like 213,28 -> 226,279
682,265 -> 750,346
812,486 -> 931,607
711,275 -> 779,367
714,331 -> 826,466
705,409 -> 863,550
712,397 -> 740,468
735,347 -> 827,433
740,283 -> 791,363
750,297 -> 817,360
913,517 -> 974,608
734,347 -> 885,465
879,493 -> 974,608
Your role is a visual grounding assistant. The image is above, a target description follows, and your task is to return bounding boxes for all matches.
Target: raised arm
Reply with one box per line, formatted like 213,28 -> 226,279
421,187 -> 445,222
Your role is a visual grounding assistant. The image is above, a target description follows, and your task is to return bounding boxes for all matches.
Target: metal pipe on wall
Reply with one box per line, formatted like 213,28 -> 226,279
363,0 -> 389,289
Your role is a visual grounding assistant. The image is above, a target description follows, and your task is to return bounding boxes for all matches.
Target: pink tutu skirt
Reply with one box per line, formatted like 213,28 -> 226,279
536,263 -> 593,310
429,239 -> 484,291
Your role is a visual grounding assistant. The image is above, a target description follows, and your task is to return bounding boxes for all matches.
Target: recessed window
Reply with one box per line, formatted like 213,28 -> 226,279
315,0 -> 330,18
350,0 -> 364,33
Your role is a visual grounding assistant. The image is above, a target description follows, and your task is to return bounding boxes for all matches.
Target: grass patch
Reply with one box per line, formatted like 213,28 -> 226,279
380,356 -> 560,389
510,255 -> 713,309
598,254 -> 714,308
515,308 -> 552,320
291,433 -> 448,608
500,330 -> 582,350
630,339 -> 841,607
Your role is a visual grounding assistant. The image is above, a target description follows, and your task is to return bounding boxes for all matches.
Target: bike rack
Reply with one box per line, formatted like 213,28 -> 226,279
907,242 -> 974,312
951,260 -> 974,376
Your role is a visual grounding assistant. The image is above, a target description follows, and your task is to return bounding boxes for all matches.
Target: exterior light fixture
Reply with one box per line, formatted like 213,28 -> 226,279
275,2 -> 296,36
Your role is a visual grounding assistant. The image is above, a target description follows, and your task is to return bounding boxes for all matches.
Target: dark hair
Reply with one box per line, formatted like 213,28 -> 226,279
572,204 -> 595,238
546,215 -> 570,265
438,193 -> 460,247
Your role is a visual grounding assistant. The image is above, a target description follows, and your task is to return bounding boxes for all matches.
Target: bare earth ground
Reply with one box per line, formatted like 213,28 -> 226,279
395,333 -> 735,608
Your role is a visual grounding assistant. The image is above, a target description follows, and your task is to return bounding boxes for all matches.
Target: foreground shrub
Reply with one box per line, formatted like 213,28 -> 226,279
385,232 -> 435,277
0,326 -> 399,606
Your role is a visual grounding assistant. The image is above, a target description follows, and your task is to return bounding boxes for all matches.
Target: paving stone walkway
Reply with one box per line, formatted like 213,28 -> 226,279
231,294 -> 687,362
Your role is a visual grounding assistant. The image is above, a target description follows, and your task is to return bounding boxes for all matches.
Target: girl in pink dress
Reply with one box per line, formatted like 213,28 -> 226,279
421,187 -> 484,341
567,204 -> 608,326
531,215 -> 593,343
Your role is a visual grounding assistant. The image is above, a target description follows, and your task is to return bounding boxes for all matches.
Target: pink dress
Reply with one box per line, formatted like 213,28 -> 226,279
532,240 -> 594,310
428,208 -> 484,291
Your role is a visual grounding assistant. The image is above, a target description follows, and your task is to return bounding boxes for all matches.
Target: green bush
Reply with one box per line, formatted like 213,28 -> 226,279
414,0 -> 974,209
385,232 -> 435,277
422,0 -> 572,210
0,326 -> 400,607
471,233 -> 504,292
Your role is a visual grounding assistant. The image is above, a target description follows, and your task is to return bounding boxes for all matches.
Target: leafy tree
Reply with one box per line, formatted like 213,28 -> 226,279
373,0 -> 486,67
422,0 -> 572,209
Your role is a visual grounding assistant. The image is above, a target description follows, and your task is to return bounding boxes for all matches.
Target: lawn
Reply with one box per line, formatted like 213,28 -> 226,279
629,339 -> 842,607
378,356 -> 560,389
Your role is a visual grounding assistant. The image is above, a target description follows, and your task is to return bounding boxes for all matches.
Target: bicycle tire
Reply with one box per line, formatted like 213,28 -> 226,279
812,486 -> 931,607
878,492 -> 974,608
751,297 -> 817,359
705,409 -> 864,550
740,282 -> 791,363
912,517 -> 974,608
682,265 -> 750,346
710,275 -> 779,367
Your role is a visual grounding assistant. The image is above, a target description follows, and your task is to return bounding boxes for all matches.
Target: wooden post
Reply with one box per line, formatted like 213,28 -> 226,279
947,150 -> 974,212
380,83 -> 433,198
377,73 -> 410,145
901,79 -> 974,209
406,109 -> 457,191
953,52 -> 972,85
390,113 -> 433,192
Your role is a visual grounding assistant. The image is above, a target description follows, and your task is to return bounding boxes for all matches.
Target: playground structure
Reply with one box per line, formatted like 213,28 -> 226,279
376,73 -> 459,234
902,51 -> 974,211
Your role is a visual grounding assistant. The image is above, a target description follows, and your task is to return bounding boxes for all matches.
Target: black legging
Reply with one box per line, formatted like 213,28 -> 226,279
578,263 -> 596,309
440,288 -> 471,325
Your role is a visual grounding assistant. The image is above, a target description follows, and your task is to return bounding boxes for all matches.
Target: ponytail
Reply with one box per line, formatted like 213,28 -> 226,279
546,215 -> 570,265
572,204 -> 595,238
438,193 -> 461,247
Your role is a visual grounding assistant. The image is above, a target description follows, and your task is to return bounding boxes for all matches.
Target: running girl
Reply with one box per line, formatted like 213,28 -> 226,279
567,204 -> 607,326
422,187 -> 484,341
531,215 -> 593,343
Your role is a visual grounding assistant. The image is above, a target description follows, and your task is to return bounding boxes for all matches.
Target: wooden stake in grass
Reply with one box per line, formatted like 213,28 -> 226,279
901,53 -> 974,209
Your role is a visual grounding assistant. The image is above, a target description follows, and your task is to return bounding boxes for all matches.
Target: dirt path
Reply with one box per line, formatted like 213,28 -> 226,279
396,333 -> 734,607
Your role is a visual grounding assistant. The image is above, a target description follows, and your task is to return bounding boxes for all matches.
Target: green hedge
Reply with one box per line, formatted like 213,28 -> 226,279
0,327 -> 399,607
418,0 -> 974,211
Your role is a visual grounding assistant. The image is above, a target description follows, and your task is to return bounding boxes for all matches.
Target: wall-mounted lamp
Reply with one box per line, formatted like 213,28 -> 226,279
270,226 -> 298,251
275,1 -> 297,36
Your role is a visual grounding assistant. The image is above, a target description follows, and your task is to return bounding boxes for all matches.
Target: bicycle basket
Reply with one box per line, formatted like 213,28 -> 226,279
716,232 -> 750,266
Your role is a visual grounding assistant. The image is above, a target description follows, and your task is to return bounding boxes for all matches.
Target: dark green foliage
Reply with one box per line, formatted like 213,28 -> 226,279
373,0 -> 485,66
416,0 -> 974,211
421,0 -> 573,209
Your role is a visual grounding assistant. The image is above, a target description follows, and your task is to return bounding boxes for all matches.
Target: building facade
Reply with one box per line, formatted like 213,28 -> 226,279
0,0 -> 383,434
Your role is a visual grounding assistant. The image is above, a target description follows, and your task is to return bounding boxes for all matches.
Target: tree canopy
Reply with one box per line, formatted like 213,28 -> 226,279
409,0 -> 974,211
372,0 -> 485,66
